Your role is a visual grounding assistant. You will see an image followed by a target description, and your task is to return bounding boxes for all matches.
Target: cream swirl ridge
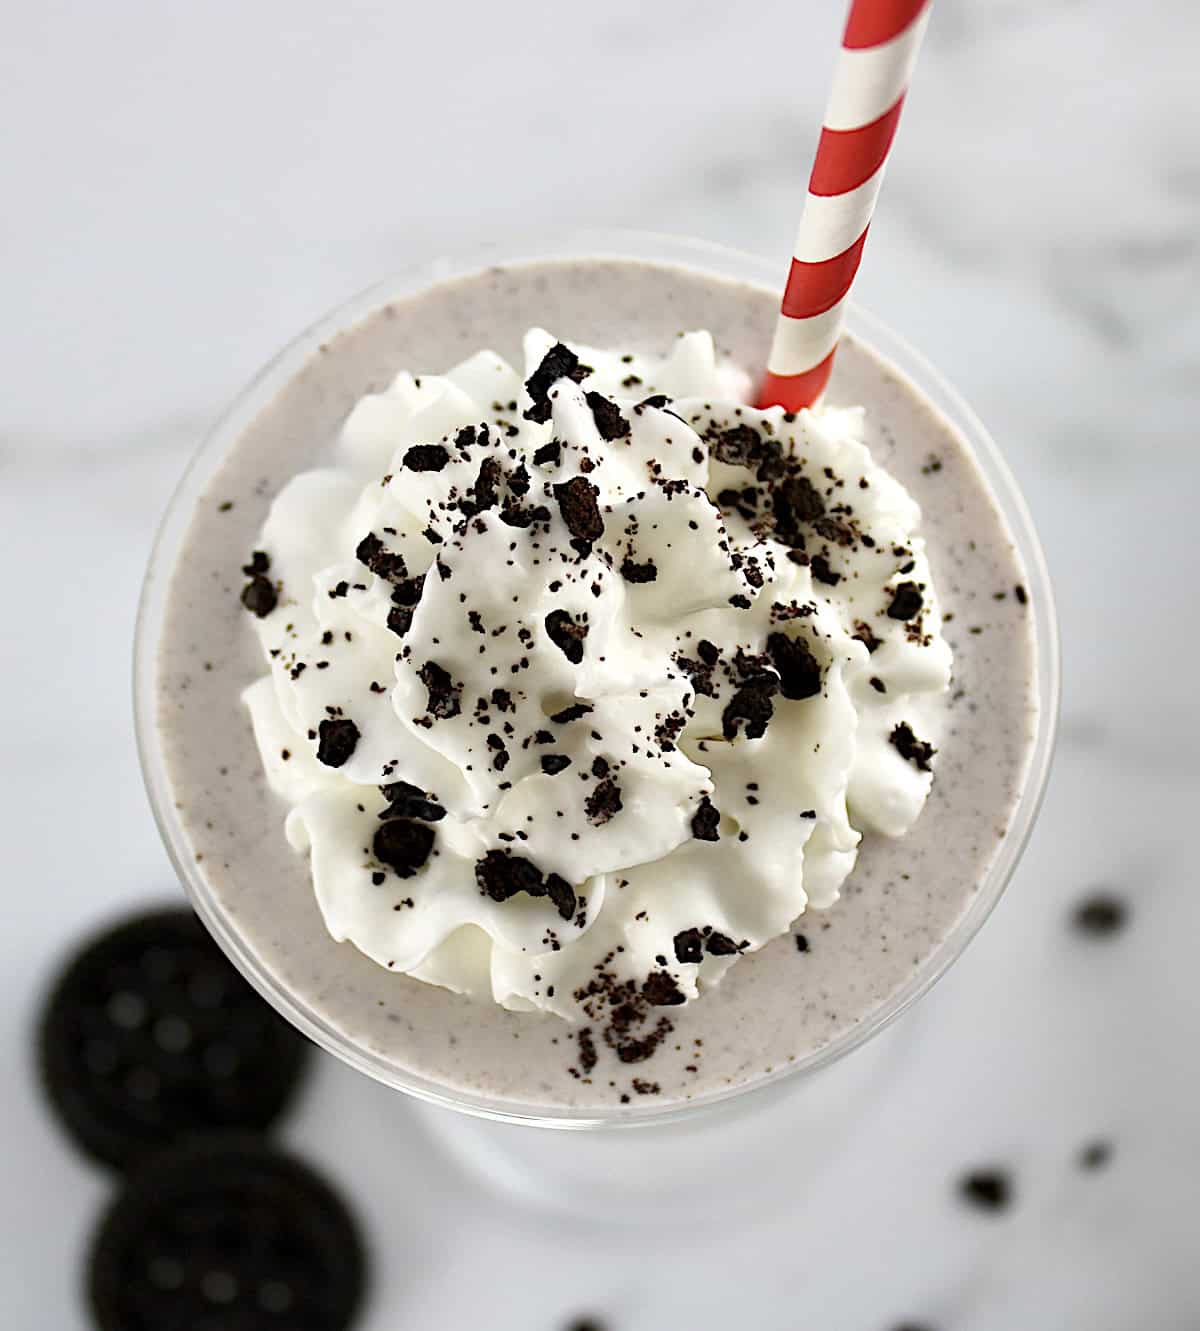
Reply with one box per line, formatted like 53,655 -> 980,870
240,329 -> 951,1020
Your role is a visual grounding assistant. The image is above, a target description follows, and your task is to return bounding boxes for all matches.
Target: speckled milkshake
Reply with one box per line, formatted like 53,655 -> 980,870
145,255 -> 1041,1116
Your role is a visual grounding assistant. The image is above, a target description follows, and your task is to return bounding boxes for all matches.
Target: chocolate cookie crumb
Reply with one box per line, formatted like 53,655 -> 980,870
959,1169 -> 1012,1213
869,676 -> 887,693
1014,583 -> 1028,605
1078,1140 -> 1113,1170
891,722 -> 935,771
794,933 -> 809,953
550,702 -> 592,724
766,631 -> 822,700
523,343 -> 592,423
418,662 -> 462,719
853,621 -> 881,653
242,551 -> 270,575
585,777 -> 623,826
691,796 -> 720,842
545,873 -> 577,921
241,576 -> 278,618
533,440 -> 561,467
1072,894 -> 1127,936
585,391 -> 631,440
709,422 -> 764,468
474,850 -> 576,920
508,462 -> 531,498
576,1029 -> 597,1075
403,443 -> 450,472
391,576 -> 425,612
642,971 -> 686,1007
722,674 -> 779,740
620,557 -> 658,584
465,456 -> 502,514
379,782 -> 445,822
773,474 -> 826,544
814,516 -> 856,547
887,581 -> 924,620
387,606 -> 414,637
499,502 -> 552,530
545,609 -> 588,664
373,819 -> 434,878
316,717 -> 360,768
554,476 -> 604,543
705,932 -> 740,956
673,929 -> 704,965
355,533 -> 408,581
809,554 -> 841,587
675,653 -> 716,698
655,711 -> 686,751
541,754 -> 572,776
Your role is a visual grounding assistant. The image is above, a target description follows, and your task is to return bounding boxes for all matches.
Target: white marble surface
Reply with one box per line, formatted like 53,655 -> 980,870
2,1 -> 1197,1327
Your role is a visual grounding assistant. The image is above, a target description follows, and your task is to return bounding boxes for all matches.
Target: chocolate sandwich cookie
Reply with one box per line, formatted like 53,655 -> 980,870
38,906 -> 310,1169
87,1136 -> 367,1331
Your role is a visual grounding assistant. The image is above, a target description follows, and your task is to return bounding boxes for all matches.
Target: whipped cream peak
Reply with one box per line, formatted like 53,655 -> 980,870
241,330 -> 951,1022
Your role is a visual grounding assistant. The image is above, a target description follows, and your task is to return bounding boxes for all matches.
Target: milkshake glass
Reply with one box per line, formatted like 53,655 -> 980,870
134,232 -> 1058,1211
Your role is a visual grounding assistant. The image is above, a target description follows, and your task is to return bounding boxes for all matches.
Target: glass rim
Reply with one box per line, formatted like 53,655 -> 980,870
133,228 -> 1061,1130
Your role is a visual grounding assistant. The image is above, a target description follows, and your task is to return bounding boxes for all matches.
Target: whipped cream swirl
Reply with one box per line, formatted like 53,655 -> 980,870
241,329 -> 951,1020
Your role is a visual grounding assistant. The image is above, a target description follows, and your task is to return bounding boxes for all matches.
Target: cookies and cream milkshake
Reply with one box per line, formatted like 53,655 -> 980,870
145,254 -> 1040,1115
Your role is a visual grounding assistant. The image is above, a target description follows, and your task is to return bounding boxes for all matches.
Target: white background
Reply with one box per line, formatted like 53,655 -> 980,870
2,2 -> 1197,1327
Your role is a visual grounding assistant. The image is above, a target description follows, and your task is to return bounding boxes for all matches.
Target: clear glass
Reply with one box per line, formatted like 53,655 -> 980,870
134,231 -> 1060,1136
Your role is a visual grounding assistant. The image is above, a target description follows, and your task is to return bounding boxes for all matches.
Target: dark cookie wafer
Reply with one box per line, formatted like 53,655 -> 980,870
523,342 -> 592,423
38,908 -> 310,1169
554,475 -> 605,544
584,391 -> 630,440
87,1136 -> 367,1331
474,849 -> 577,921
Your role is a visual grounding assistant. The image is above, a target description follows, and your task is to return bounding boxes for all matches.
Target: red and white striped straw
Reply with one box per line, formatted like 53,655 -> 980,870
758,0 -> 932,411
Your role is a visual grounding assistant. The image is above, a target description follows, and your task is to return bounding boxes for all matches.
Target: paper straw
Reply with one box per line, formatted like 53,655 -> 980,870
758,0 -> 932,410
